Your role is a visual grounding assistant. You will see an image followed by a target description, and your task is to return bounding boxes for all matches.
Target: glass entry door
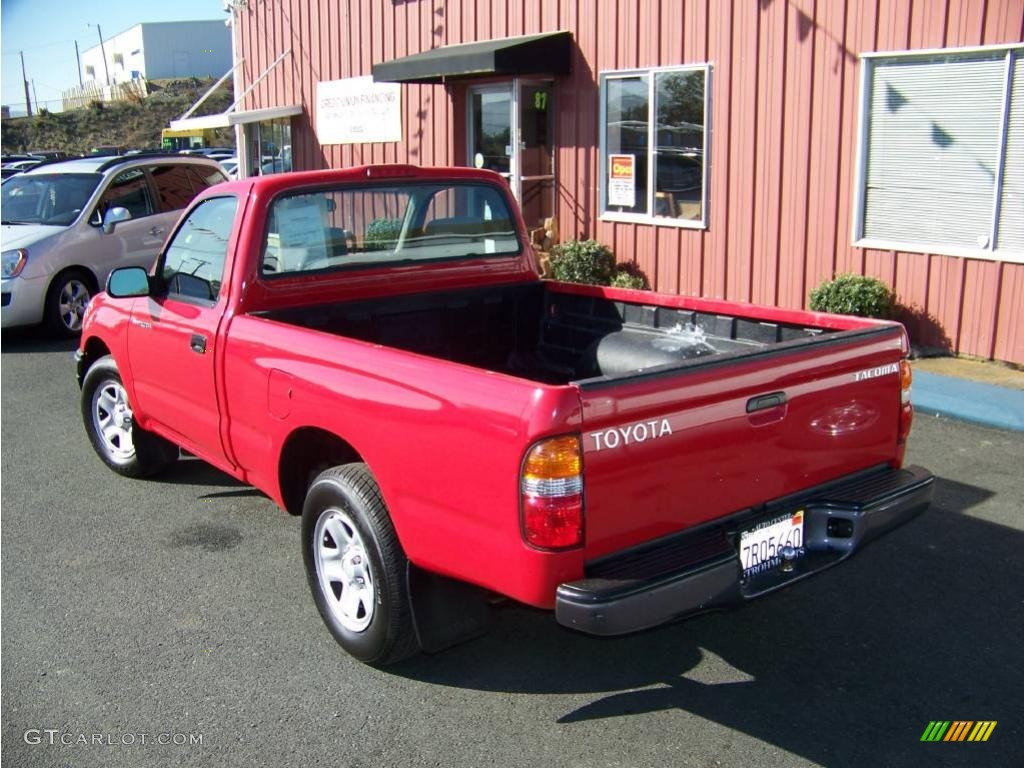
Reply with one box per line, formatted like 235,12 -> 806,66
468,80 -> 555,229
469,86 -> 513,178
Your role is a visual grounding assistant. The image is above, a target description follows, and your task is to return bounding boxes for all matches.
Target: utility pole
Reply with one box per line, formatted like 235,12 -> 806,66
90,24 -> 110,86
20,50 -> 33,117
75,40 -> 84,87
31,80 -> 39,112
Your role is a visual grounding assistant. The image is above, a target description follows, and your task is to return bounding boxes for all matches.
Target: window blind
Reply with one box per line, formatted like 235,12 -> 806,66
864,52 -> 1007,251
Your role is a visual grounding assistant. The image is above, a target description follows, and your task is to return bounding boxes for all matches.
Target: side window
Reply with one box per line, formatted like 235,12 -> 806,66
98,169 -> 155,220
149,164 -> 198,211
161,196 -> 237,302
186,165 -> 227,192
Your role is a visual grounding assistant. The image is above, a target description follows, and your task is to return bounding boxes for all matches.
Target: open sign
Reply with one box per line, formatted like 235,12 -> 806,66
608,154 -> 636,207
610,155 -> 634,180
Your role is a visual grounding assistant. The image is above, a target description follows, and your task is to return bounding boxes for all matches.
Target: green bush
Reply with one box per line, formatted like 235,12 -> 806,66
610,266 -> 648,290
364,218 -> 403,251
549,239 -> 615,285
809,273 -> 894,318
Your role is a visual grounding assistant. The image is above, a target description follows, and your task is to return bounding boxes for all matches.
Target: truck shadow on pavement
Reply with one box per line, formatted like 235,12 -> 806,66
0,327 -> 78,354
149,455 -> 264,500
399,476 -> 1020,767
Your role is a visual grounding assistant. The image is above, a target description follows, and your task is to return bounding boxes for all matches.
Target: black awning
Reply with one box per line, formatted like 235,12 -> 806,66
372,31 -> 572,84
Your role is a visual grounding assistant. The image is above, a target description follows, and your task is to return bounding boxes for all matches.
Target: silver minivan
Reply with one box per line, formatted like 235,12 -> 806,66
1,154 -> 227,335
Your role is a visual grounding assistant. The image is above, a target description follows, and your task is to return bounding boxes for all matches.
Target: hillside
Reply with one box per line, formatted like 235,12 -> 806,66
0,79 -> 235,154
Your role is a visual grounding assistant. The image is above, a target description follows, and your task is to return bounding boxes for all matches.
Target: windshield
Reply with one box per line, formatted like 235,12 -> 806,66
260,182 -> 521,276
1,173 -> 102,226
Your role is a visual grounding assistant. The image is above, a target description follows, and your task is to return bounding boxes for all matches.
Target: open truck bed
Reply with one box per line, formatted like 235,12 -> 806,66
256,280 -> 856,385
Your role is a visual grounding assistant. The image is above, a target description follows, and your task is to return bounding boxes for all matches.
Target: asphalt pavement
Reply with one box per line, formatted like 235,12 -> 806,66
2,329 -> 1022,768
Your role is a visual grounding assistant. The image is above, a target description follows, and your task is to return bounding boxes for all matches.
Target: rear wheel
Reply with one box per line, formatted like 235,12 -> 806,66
45,269 -> 93,337
81,356 -> 178,478
302,463 -> 419,666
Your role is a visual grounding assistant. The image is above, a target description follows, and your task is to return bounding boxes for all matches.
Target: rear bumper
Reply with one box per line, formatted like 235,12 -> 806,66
555,464 -> 933,636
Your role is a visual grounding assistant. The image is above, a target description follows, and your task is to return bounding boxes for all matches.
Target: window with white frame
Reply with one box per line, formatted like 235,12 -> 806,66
599,65 -> 710,228
855,45 -> 1024,262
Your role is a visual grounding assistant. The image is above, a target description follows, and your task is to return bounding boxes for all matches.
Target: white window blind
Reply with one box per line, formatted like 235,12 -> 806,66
859,47 -> 1023,260
997,54 -> 1024,254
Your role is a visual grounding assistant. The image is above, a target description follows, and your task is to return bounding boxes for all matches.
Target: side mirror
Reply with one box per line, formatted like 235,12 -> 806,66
101,206 -> 132,234
106,266 -> 150,298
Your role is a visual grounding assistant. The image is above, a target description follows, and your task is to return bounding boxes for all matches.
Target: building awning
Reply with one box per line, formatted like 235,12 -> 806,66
169,104 -> 303,132
168,49 -> 300,133
372,31 -> 572,84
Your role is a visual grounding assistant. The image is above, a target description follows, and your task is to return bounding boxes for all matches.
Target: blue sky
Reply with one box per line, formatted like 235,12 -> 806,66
2,0 -> 227,114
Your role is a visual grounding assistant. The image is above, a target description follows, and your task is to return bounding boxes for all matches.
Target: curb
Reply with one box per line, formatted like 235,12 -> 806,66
913,371 -> 1024,432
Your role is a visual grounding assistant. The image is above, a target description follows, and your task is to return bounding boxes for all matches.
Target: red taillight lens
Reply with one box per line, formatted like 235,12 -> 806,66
898,403 -> 914,443
898,359 -> 913,443
522,495 -> 583,549
520,435 -> 583,550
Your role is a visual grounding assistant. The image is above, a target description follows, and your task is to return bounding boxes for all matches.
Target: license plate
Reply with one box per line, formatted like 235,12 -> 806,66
739,510 -> 805,575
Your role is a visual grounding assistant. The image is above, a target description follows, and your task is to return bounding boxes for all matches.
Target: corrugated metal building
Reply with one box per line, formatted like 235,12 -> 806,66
229,0 -> 1024,364
80,21 -> 232,85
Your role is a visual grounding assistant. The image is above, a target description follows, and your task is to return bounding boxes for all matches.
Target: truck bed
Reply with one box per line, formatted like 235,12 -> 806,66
255,281 -> 841,385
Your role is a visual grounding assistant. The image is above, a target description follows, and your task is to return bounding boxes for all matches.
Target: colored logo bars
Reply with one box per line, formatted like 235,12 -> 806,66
921,721 -> 997,742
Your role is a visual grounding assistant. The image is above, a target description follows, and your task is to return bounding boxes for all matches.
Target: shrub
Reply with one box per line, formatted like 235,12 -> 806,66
549,239 -> 614,285
364,218 -> 403,251
610,265 -> 649,290
809,273 -> 894,318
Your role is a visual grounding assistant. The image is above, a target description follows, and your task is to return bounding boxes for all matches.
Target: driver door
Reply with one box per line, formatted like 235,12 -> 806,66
126,195 -> 239,466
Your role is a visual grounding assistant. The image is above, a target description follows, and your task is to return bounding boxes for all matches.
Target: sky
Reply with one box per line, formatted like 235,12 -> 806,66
1,0 -> 227,115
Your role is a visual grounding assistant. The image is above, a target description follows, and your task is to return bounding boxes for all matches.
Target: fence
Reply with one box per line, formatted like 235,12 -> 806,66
62,77 -> 149,111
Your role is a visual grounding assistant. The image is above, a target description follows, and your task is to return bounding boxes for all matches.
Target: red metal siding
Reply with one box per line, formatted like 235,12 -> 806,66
238,0 -> 1024,364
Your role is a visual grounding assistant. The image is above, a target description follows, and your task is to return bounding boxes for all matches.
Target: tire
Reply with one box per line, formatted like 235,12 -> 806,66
81,356 -> 178,478
45,269 -> 94,337
302,463 -> 419,666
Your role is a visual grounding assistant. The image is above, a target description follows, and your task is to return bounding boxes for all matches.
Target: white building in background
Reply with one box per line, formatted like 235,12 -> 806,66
80,21 -> 231,85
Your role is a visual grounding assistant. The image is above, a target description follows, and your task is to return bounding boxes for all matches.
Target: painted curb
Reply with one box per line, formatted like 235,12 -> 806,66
913,371 -> 1024,432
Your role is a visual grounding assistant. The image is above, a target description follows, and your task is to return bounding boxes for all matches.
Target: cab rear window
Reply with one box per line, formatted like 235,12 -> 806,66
260,182 -> 520,276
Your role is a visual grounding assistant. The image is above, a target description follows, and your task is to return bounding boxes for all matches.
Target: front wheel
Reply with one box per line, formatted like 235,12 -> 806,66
301,464 -> 419,666
45,269 -> 93,337
81,356 -> 178,478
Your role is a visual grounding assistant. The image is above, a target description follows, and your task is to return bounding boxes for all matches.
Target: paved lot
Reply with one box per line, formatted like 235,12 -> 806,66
2,329 -> 1021,768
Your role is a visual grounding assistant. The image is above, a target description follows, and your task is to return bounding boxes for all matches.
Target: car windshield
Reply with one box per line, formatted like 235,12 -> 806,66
0,173 -> 102,226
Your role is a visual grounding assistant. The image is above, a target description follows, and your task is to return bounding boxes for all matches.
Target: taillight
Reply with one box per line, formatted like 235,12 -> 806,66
520,435 -> 583,550
898,359 -> 913,443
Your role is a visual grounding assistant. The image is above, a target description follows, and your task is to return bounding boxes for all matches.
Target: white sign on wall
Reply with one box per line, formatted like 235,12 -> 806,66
316,76 -> 401,145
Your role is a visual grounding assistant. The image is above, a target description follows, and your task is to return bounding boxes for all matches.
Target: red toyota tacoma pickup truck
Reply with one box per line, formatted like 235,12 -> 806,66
76,165 -> 933,666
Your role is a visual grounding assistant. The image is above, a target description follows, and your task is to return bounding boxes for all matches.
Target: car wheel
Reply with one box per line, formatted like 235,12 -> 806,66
81,356 -> 178,478
45,269 -> 93,337
302,463 -> 419,666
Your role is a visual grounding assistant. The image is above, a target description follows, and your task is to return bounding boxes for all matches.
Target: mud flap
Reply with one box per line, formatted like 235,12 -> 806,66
407,563 -> 491,654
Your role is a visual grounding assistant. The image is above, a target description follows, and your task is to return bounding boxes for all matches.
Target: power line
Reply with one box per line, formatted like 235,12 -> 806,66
1,39 -> 80,54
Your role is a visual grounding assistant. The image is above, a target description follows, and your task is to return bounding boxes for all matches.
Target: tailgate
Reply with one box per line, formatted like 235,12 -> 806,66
577,326 -> 905,560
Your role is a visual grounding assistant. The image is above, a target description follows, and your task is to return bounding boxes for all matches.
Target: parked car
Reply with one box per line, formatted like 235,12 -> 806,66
1,159 -> 43,174
260,144 -> 292,175
1,154 -> 227,335
77,164 -> 933,666
1,165 -> 35,180
219,156 -> 239,180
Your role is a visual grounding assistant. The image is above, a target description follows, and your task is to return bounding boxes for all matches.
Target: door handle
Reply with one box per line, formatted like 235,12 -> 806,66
149,226 -> 166,237
746,392 -> 787,413
190,333 -> 207,354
